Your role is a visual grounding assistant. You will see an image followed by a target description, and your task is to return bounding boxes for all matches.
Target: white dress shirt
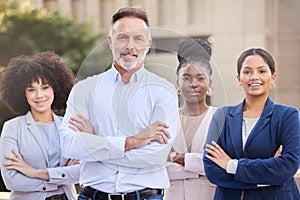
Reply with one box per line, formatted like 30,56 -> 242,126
59,65 -> 180,193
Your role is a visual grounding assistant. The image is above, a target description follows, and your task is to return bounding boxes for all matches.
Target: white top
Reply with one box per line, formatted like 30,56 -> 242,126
59,65 -> 180,193
226,118 -> 259,174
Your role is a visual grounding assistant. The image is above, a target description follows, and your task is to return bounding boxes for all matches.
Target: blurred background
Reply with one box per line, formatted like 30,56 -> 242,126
0,0 -> 299,193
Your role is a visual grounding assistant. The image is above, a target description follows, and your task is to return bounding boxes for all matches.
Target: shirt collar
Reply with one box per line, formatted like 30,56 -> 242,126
111,64 -> 146,83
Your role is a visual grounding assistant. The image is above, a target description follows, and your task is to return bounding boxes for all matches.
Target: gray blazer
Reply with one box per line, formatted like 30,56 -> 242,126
0,112 -> 80,200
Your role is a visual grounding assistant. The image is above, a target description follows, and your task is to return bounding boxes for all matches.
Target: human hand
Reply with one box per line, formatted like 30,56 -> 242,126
205,141 -> 231,170
66,159 -> 80,166
135,121 -> 170,143
274,145 -> 283,158
125,131 -> 170,151
69,114 -> 94,134
173,154 -> 185,166
124,121 -> 171,151
3,149 -> 49,180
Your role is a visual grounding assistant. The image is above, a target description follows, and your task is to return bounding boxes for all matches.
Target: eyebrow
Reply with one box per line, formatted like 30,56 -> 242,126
182,73 -> 206,76
242,65 -> 269,69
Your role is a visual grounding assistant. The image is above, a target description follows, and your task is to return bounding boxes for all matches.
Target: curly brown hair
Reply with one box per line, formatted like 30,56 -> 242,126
0,51 -> 75,115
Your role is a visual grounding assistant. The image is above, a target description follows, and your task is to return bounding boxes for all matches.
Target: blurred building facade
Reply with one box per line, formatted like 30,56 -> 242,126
10,0 -> 300,108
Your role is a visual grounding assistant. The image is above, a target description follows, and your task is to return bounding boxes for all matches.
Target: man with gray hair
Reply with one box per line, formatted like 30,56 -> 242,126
59,6 -> 180,200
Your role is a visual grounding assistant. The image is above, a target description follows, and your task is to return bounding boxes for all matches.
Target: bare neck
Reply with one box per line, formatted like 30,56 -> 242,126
243,95 -> 268,118
31,109 -> 54,124
181,101 -> 208,116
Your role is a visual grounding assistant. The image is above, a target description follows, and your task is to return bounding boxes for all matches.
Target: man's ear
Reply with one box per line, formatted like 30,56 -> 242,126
107,35 -> 112,49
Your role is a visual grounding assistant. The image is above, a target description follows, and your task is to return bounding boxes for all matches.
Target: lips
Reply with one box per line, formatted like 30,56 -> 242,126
188,90 -> 201,96
34,100 -> 47,106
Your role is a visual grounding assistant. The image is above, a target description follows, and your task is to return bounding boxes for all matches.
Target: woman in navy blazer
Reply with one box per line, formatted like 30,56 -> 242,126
203,48 -> 300,199
0,52 -> 89,200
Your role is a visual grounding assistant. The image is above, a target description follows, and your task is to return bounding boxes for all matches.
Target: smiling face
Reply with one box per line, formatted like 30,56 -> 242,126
178,63 -> 211,105
238,54 -> 276,98
108,17 -> 152,72
25,78 -> 54,116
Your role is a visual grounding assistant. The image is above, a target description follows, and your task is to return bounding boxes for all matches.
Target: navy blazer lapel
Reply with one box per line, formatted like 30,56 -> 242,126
228,102 -> 244,158
25,112 -> 49,165
244,97 -> 274,150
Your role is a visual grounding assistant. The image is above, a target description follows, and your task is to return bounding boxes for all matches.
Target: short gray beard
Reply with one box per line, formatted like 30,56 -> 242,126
113,50 -> 147,72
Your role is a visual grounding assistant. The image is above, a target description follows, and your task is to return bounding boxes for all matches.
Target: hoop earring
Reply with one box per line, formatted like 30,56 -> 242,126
206,88 -> 212,97
177,88 -> 181,95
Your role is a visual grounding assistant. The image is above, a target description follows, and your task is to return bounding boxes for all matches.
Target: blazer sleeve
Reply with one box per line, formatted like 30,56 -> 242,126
47,164 -> 80,185
0,121 -> 57,192
203,108 -> 257,189
234,106 -> 300,186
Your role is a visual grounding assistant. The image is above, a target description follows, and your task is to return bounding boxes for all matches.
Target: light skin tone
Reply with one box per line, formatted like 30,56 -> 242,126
69,113 -> 171,151
69,17 -> 170,152
174,63 -> 211,166
108,17 -> 152,83
3,79 -> 79,181
205,54 -> 281,170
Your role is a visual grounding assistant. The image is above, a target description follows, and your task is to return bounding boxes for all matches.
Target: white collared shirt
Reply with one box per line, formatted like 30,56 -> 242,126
59,65 -> 180,193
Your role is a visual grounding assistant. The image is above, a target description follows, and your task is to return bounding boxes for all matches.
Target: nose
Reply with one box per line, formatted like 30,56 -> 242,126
250,71 -> 259,80
189,79 -> 198,88
36,89 -> 43,98
126,37 -> 134,50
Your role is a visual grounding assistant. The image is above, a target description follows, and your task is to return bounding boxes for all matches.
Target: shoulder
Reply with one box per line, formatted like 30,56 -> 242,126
4,115 -> 25,126
145,69 -> 173,85
71,74 -> 103,96
215,106 -> 234,115
75,74 -> 102,87
143,70 -> 175,89
273,103 -> 299,120
274,103 -> 299,112
2,115 -> 25,133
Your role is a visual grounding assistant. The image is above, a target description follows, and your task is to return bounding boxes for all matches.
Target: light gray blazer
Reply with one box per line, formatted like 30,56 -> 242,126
0,112 -> 79,200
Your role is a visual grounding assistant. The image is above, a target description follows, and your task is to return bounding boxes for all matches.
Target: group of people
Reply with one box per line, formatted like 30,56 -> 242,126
0,6 -> 299,200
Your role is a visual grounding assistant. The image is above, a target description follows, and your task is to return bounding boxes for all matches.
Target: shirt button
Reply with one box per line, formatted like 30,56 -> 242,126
43,187 -> 46,190
62,174 -> 65,177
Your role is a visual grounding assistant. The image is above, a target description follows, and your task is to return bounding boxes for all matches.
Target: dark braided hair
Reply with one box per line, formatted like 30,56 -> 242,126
176,38 -> 212,76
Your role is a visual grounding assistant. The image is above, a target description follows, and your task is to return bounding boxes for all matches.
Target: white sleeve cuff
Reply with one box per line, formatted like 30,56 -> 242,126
226,159 -> 238,174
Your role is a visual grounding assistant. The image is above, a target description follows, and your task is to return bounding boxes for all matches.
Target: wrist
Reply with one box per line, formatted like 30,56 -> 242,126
34,169 -> 50,181
125,136 -> 135,151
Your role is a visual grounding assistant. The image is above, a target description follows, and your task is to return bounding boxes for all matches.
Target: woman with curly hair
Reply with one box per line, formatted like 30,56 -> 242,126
0,51 -> 85,200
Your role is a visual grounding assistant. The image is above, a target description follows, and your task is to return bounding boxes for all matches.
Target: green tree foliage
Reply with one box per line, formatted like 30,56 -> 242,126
0,1 -> 100,71
0,0 -> 102,128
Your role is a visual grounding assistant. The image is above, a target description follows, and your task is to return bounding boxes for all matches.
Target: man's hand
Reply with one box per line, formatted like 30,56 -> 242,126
135,121 -> 170,139
66,159 -> 80,166
125,121 -> 171,151
69,114 -> 94,134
